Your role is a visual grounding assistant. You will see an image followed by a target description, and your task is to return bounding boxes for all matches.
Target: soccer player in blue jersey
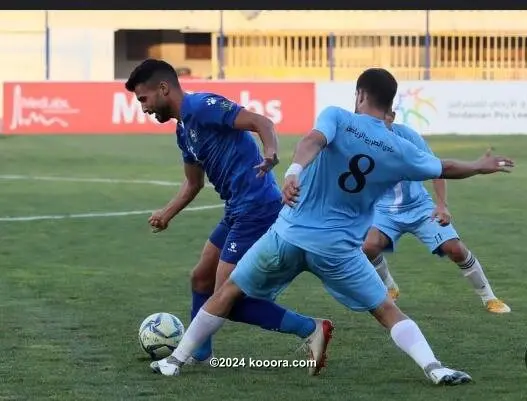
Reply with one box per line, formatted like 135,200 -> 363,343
125,59 -> 330,365
363,111 -> 511,314
149,67 -> 514,384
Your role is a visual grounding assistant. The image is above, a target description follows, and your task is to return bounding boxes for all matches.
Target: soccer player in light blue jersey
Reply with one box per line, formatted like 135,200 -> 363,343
150,68 -> 514,384
363,111 -> 510,314
125,59 -> 327,365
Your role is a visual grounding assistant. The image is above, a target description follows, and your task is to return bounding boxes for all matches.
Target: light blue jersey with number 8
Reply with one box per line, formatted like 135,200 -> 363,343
273,106 -> 443,258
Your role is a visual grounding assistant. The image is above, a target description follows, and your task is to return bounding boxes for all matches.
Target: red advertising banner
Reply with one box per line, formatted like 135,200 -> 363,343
2,81 -> 314,135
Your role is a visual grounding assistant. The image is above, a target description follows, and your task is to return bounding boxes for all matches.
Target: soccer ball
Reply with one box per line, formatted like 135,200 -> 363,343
138,312 -> 185,359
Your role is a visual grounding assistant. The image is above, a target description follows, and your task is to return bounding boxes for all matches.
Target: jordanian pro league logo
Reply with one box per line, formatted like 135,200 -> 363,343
393,87 -> 437,130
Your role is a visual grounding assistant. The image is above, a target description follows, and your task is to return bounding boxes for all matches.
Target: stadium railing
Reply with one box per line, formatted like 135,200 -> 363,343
211,31 -> 527,81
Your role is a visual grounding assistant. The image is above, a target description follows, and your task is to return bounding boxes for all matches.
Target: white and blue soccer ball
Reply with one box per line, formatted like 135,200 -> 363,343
138,312 -> 185,359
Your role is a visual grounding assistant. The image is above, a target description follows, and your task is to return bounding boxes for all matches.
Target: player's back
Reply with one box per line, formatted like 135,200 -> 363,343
375,123 -> 434,213
176,92 -> 281,215
274,106 -> 442,257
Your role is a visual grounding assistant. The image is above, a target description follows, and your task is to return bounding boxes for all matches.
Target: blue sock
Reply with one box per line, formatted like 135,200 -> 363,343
190,290 -> 213,361
279,310 -> 317,338
229,296 -> 316,338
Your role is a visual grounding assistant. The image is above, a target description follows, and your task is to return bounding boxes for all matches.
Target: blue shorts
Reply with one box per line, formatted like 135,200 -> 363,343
373,204 -> 459,256
230,227 -> 388,312
209,200 -> 282,264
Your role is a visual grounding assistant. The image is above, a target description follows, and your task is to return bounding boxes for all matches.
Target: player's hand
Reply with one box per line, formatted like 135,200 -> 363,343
431,205 -> 451,226
254,152 -> 279,178
282,175 -> 300,207
148,209 -> 170,233
475,148 -> 515,174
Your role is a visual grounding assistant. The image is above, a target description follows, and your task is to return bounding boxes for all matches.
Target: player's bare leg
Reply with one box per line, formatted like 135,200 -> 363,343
186,240 -> 220,364
214,260 -> 236,292
439,239 -> 510,314
370,298 -> 472,385
151,279 -> 333,377
191,240 -> 220,293
363,228 -> 399,300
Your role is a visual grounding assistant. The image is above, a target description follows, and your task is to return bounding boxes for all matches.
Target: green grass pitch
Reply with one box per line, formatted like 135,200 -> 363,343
0,134 -> 526,401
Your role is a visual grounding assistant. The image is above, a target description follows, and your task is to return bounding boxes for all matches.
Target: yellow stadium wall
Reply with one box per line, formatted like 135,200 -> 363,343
1,10 -> 527,118
3,10 -> 526,32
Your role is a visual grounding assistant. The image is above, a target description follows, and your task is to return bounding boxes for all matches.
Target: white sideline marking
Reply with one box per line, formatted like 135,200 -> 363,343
0,174 -> 214,188
0,204 -> 223,222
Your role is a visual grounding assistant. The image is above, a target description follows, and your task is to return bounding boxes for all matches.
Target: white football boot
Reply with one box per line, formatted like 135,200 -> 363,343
150,355 -> 183,376
186,354 -> 215,366
424,362 -> 472,385
302,318 -> 334,376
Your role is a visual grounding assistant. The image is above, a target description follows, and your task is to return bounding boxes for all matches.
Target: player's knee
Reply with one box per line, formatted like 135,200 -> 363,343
191,256 -> 218,292
191,266 -> 216,292
441,239 -> 467,263
216,279 -> 244,306
362,240 -> 382,261
363,229 -> 388,260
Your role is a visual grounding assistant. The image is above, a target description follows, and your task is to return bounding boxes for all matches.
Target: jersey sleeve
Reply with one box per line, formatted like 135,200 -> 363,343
313,106 -> 343,144
192,94 -> 243,129
398,137 -> 442,181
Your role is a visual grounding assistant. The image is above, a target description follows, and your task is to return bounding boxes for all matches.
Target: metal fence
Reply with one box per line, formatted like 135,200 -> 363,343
211,29 -> 527,81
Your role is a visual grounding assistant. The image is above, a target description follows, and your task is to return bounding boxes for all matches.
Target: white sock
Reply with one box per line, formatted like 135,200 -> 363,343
390,319 -> 439,370
457,251 -> 496,302
172,309 -> 226,363
372,254 -> 397,289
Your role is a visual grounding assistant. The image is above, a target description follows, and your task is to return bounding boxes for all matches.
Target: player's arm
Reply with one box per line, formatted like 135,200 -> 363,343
421,139 -> 448,205
401,140 -> 514,183
281,130 -> 327,206
439,148 -> 514,178
290,130 -> 328,167
416,133 -> 450,222
430,178 -> 451,225
163,163 -> 205,217
287,106 -> 339,172
432,179 -> 447,206
195,95 -> 279,176
233,108 -> 278,159
282,106 -> 339,206
149,163 -> 205,231
411,132 -> 448,205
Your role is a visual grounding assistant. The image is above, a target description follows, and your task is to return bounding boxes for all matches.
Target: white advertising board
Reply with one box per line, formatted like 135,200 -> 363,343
316,81 -> 527,135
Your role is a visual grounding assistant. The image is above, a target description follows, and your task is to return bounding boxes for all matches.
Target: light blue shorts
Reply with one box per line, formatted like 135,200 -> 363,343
373,204 -> 459,256
230,227 -> 387,312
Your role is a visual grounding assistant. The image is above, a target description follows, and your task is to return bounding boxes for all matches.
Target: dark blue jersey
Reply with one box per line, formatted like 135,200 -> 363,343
176,92 -> 281,215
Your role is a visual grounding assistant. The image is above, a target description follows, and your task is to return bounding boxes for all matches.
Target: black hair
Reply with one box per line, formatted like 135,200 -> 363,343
125,59 -> 180,92
356,68 -> 398,112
